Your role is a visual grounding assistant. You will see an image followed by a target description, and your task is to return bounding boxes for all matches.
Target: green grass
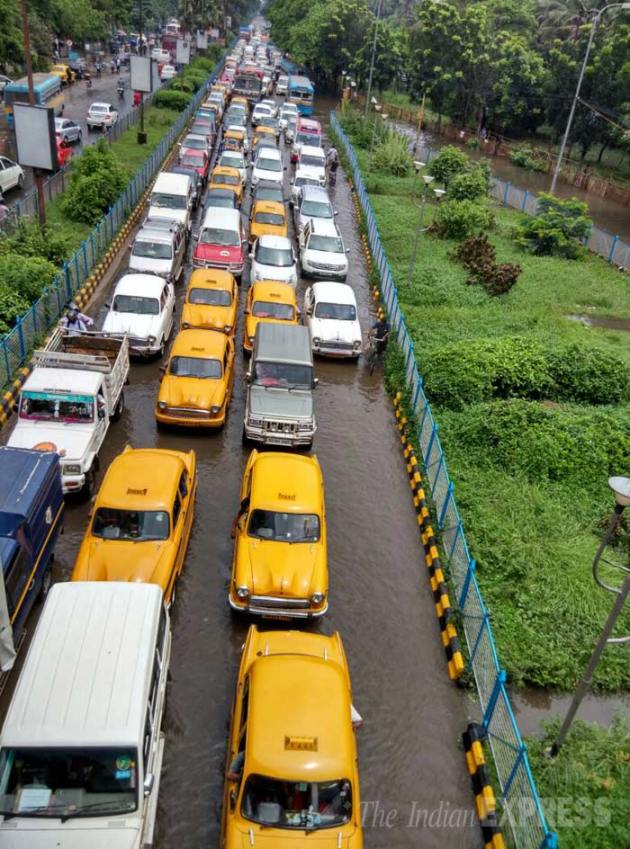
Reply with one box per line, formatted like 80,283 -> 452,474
527,719 -> 630,849
340,118 -> 630,692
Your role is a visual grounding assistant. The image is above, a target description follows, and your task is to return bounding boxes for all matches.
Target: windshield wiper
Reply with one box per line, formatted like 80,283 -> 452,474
60,800 -> 134,822
2,803 -> 71,821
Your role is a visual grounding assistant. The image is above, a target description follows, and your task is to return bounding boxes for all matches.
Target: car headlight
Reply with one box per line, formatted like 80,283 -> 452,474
236,585 -> 250,599
210,404 -> 221,415
248,335 -> 255,343
353,339 -> 362,350
311,592 -> 324,604
158,401 -> 167,410
148,335 -> 156,343
182,321 -> 190,329
298,420 -> 312,431
64,464 -> 81,475
312,337 -> 321,347
248,415 -> 263,427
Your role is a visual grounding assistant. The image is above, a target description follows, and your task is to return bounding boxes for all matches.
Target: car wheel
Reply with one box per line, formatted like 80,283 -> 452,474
82,468 -> 96,501
77,130 -> 83,143
39,567 -> 53,600
17,174 -> 24,189
158,337 -> 166,357
111,391 -> 125,422
241,426 -> 250,447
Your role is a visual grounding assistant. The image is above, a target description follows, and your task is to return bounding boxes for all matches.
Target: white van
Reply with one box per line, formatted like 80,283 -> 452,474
148,171 -> 194,234
0,582 -> 171,848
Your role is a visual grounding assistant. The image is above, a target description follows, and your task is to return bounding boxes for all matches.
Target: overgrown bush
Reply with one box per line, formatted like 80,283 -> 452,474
0,254 -> 58,303
371,132 -> 412,176
423,336 -> 628,408
0,221 -> 70,265
448,165 -> 490,201
170,77 -> 195,93
341,109 -> 384,150
509,145 -> 546,172
154,89 -> 192,110
466,137 -> 481,150
0,285 -> 30,335
431,199 -> 494,240
453,234 -> 521,295
515,193 -> 593,259
428,145 -> 469,186
61,140 -> 128,225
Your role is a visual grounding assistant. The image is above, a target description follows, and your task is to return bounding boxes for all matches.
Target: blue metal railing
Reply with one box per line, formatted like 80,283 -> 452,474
331,111 -> 558,849
0,56 -> 226,389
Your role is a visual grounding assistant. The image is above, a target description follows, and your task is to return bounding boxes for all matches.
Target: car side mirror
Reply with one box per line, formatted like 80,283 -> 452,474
143,773 -> 155,797
105,302 -> 111,309
244,309 -> 250,315
245,371 -> 252,382
346,248 -> 350,254
229,787 -> 237,810
334,210 -> 339,216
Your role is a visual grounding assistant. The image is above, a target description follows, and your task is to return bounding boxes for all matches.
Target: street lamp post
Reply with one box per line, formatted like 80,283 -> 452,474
369,100 -> 381,159
408,169 -> 445,284
364,0 -> 383,116
549,475 -> 630,756
550,2 -> 630,194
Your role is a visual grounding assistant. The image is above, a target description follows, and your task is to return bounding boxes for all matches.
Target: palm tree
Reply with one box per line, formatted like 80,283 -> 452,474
537,0 -> 602,39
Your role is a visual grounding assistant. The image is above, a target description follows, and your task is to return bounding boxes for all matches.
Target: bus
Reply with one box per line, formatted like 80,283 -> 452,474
288,74 -> 314,116
3,73 -> 64,127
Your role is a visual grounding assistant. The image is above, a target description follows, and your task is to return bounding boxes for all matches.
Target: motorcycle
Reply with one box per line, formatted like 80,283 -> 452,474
117,81 -> 126,99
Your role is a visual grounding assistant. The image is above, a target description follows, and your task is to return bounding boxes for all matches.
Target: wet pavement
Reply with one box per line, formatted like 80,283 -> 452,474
0,96 -> 480,849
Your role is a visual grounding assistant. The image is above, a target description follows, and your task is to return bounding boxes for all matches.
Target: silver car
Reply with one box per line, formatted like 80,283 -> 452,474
128,219 -> 186,282
293,185 -> 336,235
54,117 -> 82,144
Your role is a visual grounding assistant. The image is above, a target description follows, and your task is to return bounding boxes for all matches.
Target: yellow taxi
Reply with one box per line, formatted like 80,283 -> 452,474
209,165 -> 244,205
50,63 -> 76,84
71,446 -> 197,605
249,200 -> 288,244
223,127 -> 249,153
243,281 -> 298,354
253,125 -> 276,146
229,450 -> 327,617
231,95 -> 249,112
181,268 -> 238,335
156,328 -> 235,428
222,626 -> 362,848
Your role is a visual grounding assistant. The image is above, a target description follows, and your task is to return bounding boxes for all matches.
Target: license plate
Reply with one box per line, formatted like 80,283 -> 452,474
262,613 -> 292,621
269,437 -> 292,446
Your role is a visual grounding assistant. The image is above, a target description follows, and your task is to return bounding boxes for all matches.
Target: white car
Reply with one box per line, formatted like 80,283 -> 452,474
297,145 -> 327,186
251,147 -> 284,188
86,102 -> 118,130
151,47 -> 171,62
251,102 -> 272,126
279,103 -> 298,130
218,150 -> 247,183
299,219 -> 349,279
290,168 -> 321,204
102,273 -> 175,356
0,156 -> 24,195
180,132 -> 210,156
303,282 -> 362,359
160,64 -> 177,81
294,184 -> 336,234
260,98 -> 278,118
250,235 -> 298,286
54,117 -> 82,143
276,75 -> 289,96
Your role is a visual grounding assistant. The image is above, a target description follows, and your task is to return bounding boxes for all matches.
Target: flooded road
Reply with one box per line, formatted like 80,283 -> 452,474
1,96 -> 479,849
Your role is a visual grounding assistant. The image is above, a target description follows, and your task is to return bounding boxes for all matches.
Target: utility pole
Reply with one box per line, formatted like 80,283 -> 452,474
19,0 -> 46,227
137,0 -> 147,144
364,0 -> 383,116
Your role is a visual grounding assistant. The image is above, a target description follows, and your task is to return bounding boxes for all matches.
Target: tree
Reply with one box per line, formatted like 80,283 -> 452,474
485,33 -> 547,135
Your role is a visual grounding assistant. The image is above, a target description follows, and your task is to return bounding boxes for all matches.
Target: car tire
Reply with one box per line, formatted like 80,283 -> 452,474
39,566 -> 53,601
111,391 -> 125,422
82,467 -> 96,501
17,174 -> 24,189
158,337 -> 166,357
241,426 -> 250,447
77,130 -> 83,143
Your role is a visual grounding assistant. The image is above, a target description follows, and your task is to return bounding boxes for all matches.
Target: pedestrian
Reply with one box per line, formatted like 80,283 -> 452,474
133,90 -> 141,108
116,56 -> 121,74
60,304 -> 94,335
110,58 -> 116,74
95,59 -> 102,79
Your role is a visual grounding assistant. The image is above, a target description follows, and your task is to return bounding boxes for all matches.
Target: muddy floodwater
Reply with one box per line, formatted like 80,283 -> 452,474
0,95 -> 480,849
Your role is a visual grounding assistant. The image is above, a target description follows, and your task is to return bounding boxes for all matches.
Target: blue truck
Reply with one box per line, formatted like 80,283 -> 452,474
0,447 -> 64,671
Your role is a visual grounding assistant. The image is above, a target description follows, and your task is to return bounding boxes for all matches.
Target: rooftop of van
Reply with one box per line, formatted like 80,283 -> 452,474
0,582 -> 164,747
255,323 -> 312,365
152,171 -> 191,194
200,206 -> 241,230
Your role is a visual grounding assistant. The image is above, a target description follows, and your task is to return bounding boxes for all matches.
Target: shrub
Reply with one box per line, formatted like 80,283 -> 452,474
0,284 -> 30,335
154,89 -> 192,110
371,133 -> 412,176
0,253 -> 58,303
509,145 -> 546,172
431,199 -> 494,240
341,109 -> 383,149
423,335 -> 628,408
515,193 -> 593,259
61,141 -> 128,225
466,137 -> 481,150
448,165 -> 490,201
170,77 -> 195,93
453,234 -> 521,295
428,145 -> 469,186
0,221 -> 70,265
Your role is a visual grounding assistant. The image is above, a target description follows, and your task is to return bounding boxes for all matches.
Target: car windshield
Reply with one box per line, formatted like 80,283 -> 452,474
256,188 -> 283,202
220,156 -> 243,169
191,124 -> 212,136
255,212 -> 284,226
90,105 -> 108,113
132,240 -> 172,259
242,776 -> 351,829
314,301 -> 356,321
93,508 -> 170,541
308,235 -> 344,253
200,227 -> 239,247
257,157 -> 282,173
300,155 -> 324,168
19,391 -> 94,423
259,117 -> 278,128
296,177 -> 319,190
253,361 -> 311,389
181,153 -> 205,168
151,192 -> 187,209
183,138 -> 205,149
301,200 -> 332,219
0,747 -> 138,819
207,195 -> 235,208
189,287 -> 232,306
297,133 -> 321,146
214,173 -> 239,185
255,245 -> 293,267
248,510 -> 320,542
112,294 -> 160,315
169,356 -> 222,379
252,300 -> 294,320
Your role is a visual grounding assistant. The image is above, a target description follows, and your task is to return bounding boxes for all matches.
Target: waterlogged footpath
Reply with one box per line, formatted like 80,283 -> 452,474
0,94 -> 480,849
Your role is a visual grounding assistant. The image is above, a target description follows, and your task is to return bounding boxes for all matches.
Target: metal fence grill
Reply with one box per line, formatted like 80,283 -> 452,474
331,112 -> 557,849
0,56 -> 226,389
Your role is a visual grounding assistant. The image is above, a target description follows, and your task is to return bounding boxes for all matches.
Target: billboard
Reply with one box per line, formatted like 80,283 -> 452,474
13,104 -> 58,172
130,55 -> 152,93
176,38 -> 191,65
196,30 -> 208,50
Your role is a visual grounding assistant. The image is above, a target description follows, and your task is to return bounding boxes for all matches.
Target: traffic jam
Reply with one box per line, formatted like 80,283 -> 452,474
0,24 -> 373,849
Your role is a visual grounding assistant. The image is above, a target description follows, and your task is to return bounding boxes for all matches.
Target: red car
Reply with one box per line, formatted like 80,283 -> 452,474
193,207 -> 245,278
55,134 -> 73,167
179,147 -> 209,184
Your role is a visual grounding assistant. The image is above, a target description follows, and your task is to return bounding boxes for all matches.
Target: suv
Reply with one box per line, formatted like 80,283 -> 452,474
86,102 -> 118,130
129,218 -> 186,281
293,184 -> 336,235
243,323 -> 317,448
299,219 -> 348,279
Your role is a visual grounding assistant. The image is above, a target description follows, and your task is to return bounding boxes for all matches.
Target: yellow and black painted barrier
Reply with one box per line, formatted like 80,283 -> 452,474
463,723 -> 505,849
393,392 -> 465,681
